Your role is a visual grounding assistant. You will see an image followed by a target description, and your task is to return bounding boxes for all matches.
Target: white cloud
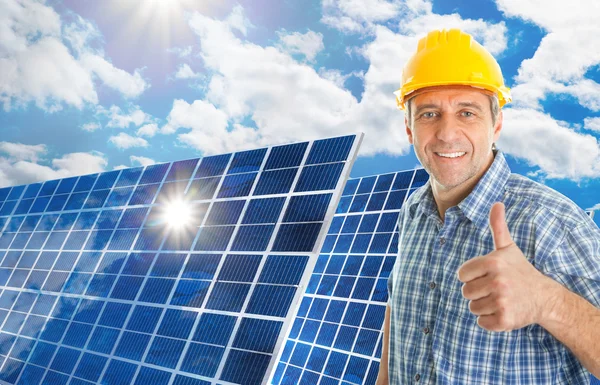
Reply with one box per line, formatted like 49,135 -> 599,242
185,9 -> 359,149
318,69 -> 360,88
0,0 -> 61,55
109,133 -> 149,149
499,108 -> 600,179
584,117 -> 600,132
113,164 -> 128,170
63,15 -> 101,56
0,37 -> 98,111
277,30 -> 324,62
226,4 -> 254,36
130,155 -> 156,167
0,142 -> 46,162
51,152 -> 108,176
174,63 -> 201,79
0,0 -> 148,112
168,45 -> 193,58
321,0 -> 402,33
588,203 -> 600,211
81,122 -> 101,132
102,105 -> 152,128
401,13 -> 508,55
496,0 -> 599,30
162,99 -> 262,154
81,54 -> 148,98
0,145 -> 107,187
137,123 -> 158,137
496,0 -> 600,110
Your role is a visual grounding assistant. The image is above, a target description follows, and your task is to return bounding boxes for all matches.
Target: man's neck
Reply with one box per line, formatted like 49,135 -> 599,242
432,181 -> 477,222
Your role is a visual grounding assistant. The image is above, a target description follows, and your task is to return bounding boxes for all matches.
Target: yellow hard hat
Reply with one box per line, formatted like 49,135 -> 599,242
394,28 -> 511,110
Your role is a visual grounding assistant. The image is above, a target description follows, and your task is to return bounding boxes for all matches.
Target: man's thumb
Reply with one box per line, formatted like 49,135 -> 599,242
489,202 -> 513,250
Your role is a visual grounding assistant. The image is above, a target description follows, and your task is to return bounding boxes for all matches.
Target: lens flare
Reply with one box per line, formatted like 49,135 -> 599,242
164,199 -> 192,228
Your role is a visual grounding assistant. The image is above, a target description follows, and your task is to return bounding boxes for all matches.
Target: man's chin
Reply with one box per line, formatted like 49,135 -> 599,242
430,173 -> 470,191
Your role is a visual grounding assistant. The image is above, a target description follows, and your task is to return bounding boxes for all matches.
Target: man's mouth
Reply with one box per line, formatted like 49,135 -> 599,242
435,152 -> 466,158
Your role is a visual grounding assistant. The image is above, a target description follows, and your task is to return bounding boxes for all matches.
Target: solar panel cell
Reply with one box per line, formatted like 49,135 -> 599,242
94,170 -> 120,190
23,183 -> 42,199
126,305 -> 162,333
228,148 -> 267,174
46,194 -> 68,212
64,192 -> 89,211
0,187 -> 12,201
220,349 -> 272,385
167,275 -> 206,307
139,163 -> 169,185
87,327 -> 119,354
264,142 -> 308,170
134,366 -> 171,385
74,352 -> 108,382
84,189 -> 110,209
30,196 -> 51,212
101,359 -> 137,385
230,224 -> 275,251
115,331 -> 151,360
253,168 -> 298,196
74,175 -> 98,193
187,177 -> 220,200
217,172 -> 257,198
194,154 -> 230,178
180,342 -> 224,376
165,159 -> 199,182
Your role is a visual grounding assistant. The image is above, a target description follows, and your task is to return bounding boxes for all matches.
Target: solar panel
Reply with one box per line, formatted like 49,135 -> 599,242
0,134 -> 363,385
272,168 -> 429,385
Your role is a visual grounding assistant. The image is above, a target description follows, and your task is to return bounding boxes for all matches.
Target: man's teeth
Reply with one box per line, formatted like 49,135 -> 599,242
436,152 -> 466,158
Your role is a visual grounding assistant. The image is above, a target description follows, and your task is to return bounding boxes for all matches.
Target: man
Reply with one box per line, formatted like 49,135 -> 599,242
377,28 -> 600,385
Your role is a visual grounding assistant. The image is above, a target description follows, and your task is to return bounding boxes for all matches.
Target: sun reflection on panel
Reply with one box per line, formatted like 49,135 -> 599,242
164,199 -> 192,228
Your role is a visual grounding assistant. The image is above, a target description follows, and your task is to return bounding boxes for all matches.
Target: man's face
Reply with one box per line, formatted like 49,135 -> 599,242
405,87 -> 502,193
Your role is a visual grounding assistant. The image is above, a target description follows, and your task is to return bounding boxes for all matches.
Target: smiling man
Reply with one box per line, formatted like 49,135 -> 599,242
377,29 -> 600,385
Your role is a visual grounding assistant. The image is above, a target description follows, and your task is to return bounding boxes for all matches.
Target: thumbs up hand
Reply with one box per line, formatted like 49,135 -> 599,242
456,202 -> 556,332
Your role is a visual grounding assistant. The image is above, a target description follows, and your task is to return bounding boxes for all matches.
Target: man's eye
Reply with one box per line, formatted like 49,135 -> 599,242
461,111 -> 474,117
422,112 -> 436,118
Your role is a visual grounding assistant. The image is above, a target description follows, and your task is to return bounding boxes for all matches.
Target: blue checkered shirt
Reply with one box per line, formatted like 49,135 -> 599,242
387,151 -> 600,384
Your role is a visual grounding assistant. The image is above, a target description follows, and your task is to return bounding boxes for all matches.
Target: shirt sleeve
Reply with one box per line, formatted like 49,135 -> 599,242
540,222 -> 600,308
388,207 -> 407,298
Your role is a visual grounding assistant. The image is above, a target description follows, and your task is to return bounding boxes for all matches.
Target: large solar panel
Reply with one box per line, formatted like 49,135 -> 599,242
0,134 -> 362,385
272,168 -> 429,385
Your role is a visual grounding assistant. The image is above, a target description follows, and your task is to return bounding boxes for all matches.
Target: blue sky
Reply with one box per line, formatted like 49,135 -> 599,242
1,0 -> 600,223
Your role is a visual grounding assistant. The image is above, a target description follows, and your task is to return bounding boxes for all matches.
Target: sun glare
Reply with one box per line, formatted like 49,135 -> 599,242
164,199 -> 192,228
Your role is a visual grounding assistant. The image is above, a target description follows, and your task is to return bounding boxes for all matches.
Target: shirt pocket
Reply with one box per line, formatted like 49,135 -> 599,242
439,268 -> 475,323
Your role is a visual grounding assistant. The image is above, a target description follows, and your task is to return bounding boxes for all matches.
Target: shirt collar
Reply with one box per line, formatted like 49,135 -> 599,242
407,151 -> 511,230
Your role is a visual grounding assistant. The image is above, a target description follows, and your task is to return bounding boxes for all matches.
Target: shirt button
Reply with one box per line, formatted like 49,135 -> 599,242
423,326 -> 430,334
439,237 -> 446,245
429,282 -> 436,289
415,373 -> 421,382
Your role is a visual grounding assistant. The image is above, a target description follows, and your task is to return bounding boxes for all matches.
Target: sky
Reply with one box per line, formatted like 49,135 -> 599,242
1,0 -> 600,223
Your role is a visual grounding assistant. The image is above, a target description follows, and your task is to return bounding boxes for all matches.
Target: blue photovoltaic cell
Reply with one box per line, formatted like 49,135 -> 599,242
264,142 -> 308,170
275,167 -> 427,385
0,134 -> 361,385
165,159 -> 199,182
227,148 -> 267,174
115,167 -> 143,188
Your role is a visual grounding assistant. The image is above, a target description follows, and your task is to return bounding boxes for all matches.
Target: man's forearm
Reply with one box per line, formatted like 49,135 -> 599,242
376,304 -> 391,385
538,277 -> 600,378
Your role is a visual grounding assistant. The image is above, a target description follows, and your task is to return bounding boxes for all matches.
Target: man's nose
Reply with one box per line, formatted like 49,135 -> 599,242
435,115 -> 461,143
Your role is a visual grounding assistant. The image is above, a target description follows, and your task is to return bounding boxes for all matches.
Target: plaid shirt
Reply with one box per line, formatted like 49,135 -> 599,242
387,151 -> 600,385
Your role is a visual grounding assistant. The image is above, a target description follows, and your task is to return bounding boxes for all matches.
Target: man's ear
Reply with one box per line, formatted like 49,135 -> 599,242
405,116 -> 413,144
493,110 -> 503,142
